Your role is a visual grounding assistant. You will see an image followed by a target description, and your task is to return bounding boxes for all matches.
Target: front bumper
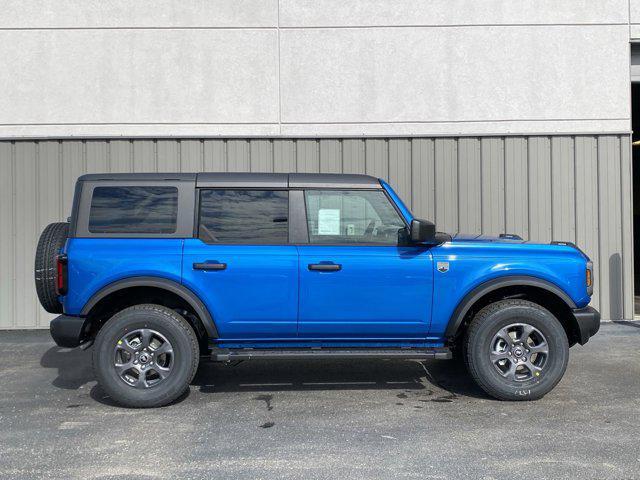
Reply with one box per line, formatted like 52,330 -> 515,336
50,315 -> 90,348
572,306 -> 601,345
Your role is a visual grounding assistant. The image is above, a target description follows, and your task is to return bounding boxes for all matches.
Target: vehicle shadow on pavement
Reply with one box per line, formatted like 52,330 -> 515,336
193,357 -> 489,400
40,345 -> 94,390
41,346 -> 489,406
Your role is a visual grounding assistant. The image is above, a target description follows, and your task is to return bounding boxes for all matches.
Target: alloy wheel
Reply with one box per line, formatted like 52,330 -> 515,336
114,328 -> 174,388
490,323 -> 549,382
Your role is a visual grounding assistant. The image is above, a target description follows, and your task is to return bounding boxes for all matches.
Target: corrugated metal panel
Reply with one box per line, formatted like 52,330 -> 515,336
458,138 -> 481,233
480,138 -> 505,235
0,142 -> 14,329
434,138 -> 458,233
365,139 -> 388,180
597,136 -> 623,319
551,137 -> 576,241
528,137 -> 552,243
575,136 -> 600,312
411,138 -> 435,219
505,137 -> 529,239
0,135 -> 633,328
388,139 -> 411,205
14,142 -> 38,329
620,136 -> 634,320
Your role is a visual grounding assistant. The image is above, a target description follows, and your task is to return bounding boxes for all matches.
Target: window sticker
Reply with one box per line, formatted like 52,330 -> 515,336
317,209 -> 340,235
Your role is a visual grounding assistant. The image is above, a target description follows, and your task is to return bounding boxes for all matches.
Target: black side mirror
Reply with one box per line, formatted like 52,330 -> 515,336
410,218 -> 436,244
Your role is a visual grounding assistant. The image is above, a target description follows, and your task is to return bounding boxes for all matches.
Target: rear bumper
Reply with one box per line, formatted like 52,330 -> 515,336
50,315 -> 89,348
572,306 -> 601,345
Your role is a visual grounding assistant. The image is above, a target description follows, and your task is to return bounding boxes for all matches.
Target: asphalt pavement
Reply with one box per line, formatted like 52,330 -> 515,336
0,323 -> 639,479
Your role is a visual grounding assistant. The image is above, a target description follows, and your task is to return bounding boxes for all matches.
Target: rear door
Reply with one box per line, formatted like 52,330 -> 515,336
297,189 -> 433,339
182,188 -> 298,339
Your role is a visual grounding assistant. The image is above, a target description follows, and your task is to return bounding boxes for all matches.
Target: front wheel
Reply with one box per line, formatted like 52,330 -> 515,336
464,299 -> 569,401
93,304 -> 200,408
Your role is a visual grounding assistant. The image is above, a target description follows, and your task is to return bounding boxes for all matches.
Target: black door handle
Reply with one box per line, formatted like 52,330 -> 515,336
308,263 -> 341,271
193,262 -> 227,271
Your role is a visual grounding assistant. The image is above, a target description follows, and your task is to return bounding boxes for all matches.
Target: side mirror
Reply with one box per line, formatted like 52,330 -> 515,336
410,218 -> 436,244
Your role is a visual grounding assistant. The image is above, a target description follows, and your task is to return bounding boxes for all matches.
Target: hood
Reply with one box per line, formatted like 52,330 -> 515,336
445,233 -> 589,259
449,233 -> 526,243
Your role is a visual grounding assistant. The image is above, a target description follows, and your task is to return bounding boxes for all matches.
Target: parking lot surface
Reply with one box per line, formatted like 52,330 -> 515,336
0,323 -> 639,480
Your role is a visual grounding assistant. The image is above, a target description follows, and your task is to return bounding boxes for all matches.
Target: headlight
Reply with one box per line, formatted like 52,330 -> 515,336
586,261 -> 593,296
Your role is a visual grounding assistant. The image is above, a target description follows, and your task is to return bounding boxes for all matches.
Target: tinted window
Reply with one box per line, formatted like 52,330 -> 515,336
199,190 -> 289,244
88,186 -> 178,234
305,190 -> 406,245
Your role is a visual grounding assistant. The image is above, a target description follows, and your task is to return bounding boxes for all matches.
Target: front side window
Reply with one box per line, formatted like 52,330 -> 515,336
198,190 -> 289,244
88,186 -> 178,234
305,190 -> 406,245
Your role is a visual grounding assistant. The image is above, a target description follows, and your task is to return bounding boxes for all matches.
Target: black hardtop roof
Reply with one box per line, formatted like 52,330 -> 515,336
79,172 -> 382,189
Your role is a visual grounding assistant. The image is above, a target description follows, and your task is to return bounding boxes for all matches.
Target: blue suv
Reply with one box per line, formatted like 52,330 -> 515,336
35,173 -> 600,407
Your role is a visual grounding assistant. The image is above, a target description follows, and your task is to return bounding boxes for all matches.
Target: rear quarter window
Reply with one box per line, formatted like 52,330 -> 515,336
88,186 -> 178,234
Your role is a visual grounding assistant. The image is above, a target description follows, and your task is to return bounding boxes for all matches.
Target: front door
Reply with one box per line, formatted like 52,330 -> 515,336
297,189 -> 433,339
182,189 -> 298,339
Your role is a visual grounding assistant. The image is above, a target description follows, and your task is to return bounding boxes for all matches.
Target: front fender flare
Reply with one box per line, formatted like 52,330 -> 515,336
80,276 -> 218,338
444,275 -> 577,338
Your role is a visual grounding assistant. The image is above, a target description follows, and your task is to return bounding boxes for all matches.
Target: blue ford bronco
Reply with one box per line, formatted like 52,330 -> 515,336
35,172 -> 600,407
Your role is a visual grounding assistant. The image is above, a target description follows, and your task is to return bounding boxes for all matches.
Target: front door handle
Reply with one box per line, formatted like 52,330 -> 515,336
308,263 -> 341,272
193,262 -> 227,271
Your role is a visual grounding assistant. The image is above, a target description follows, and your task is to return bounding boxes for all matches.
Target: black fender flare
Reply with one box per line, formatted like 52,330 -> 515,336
444,275 -> 577,338
80,276 -> 218,338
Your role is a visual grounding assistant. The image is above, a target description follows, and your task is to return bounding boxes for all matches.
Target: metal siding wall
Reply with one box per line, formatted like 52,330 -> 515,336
0,135 -> 633,329
480,138 -> 505,236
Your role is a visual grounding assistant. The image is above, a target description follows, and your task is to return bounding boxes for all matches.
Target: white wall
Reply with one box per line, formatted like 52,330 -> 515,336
0,0 -> 633,138
632,0 -> 640,39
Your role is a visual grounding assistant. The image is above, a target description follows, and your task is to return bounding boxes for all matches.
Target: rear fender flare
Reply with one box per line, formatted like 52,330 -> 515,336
80,276 -> 218,338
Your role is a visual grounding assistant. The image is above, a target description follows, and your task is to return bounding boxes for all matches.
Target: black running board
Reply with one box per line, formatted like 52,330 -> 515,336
211,347 -> 452,362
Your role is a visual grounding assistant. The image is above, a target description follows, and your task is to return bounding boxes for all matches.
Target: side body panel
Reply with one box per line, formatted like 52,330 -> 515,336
181,240 -> 298,339
428,241 -> 591,339
63,238 -> 184,314
297,245 -> 434,339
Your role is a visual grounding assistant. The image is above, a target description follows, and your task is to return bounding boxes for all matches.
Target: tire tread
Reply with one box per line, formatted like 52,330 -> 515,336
34,222 -> 69,313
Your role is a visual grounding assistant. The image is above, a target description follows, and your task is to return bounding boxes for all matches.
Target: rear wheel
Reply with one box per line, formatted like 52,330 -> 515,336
93,304 -> 199,408
464,299 -> 569,401
34,222 -> 69,313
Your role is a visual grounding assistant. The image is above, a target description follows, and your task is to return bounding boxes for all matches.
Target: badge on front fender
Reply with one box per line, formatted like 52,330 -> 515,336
437,262 -> 449,273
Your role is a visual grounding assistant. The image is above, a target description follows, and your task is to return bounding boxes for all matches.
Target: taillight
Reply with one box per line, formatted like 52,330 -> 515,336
586,261 -> 593,296
56,255 -> 68,295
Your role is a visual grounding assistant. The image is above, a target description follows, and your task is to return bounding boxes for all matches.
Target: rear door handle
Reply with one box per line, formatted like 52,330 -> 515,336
308,263 -> 341,271
193,262 -> 227,271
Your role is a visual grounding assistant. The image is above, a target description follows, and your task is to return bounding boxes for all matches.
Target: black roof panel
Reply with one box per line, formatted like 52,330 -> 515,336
78,173 -> 196,182
288,173 -> 381,189
78,172 -> 382,189
197,173 -> 288,188
197,172 -> 381,189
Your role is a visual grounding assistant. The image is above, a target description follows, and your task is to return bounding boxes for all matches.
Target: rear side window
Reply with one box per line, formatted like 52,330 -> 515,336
198,190 -> 289,244
88,186 -> 178,234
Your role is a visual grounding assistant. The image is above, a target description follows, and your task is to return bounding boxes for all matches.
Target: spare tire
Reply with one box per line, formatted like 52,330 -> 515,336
34,222 -> 69,313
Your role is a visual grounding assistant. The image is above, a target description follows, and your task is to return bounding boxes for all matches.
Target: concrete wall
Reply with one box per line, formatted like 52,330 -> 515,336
632,0 -> 640,39
0,135 -> 632,329
0,1 -> 634,138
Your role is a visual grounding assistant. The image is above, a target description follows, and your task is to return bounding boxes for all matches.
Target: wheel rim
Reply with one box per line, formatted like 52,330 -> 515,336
114,329 -> 174,389
490,323 -> 549,382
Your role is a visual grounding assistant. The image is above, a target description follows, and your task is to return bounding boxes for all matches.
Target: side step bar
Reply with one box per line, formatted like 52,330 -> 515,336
212,347 -> 452,362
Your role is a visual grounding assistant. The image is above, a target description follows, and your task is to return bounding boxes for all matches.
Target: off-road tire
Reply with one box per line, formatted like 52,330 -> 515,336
464,299 -> 569,401
34,222 -> 69,313
93,304 -> 200,408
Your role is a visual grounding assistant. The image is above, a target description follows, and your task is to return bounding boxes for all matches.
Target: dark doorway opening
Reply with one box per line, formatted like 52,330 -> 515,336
632,82 -> 640,315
